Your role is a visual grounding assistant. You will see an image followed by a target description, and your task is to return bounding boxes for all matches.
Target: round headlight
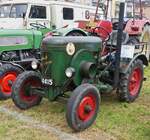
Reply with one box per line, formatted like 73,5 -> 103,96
31,60 -> 38,70
65,67 -> 75,78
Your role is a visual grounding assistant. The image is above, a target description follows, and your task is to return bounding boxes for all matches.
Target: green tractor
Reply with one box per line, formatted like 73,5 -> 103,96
11,3 -> 148,131
11,35 -> 147,131
0,29 -> 43,99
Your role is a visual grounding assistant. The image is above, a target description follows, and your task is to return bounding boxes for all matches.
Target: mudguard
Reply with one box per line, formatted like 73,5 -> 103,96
120,54 -> 148,74
55,27 -> 88,36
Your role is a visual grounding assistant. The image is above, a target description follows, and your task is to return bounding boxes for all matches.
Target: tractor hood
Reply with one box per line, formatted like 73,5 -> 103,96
0,29 -> 42,52
41,36 -> 101,88
42,36 -> 101,52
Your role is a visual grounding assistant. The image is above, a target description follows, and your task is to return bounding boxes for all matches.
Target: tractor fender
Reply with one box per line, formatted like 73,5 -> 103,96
121,54 -> 148,74
56,28 -> 88,36
65,28 -> 88,36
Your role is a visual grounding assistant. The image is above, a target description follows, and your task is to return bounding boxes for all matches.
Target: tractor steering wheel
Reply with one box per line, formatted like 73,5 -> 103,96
93,26 -> 111,41
30,23 -> 47,29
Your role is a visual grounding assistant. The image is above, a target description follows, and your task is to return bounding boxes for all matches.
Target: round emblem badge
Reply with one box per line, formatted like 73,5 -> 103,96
66,43 -> 75,56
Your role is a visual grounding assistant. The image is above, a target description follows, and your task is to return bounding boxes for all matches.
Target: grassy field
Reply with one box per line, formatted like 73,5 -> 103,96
0,67 -> 150,140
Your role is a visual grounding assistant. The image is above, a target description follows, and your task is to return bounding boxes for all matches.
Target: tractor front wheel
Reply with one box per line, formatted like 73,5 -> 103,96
12,71 -> 42,110
0,64 -> 22,100
66,84 -> 100,131
118,59 -> 143,102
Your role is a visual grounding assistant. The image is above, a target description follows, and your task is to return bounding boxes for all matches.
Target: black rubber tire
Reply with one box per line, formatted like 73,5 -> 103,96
0,64 -> 22,100
12,71 -> 42,110
118,59 -> 143,102
66,84 -> 100,132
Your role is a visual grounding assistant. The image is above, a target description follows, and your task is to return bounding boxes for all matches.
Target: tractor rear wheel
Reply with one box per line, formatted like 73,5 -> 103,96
118,59 -> 143,102
66,84 -> 100,131
0,64 -> 22,100
12,71 -> 42,110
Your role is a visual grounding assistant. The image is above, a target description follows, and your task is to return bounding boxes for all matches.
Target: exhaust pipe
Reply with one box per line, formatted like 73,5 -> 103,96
114,2 -> 125,88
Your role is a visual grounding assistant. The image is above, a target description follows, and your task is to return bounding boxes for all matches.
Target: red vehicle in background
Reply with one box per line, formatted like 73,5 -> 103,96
113,0 -> 150,44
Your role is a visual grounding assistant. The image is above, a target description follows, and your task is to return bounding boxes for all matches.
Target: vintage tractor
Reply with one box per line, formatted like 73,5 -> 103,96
11,3 -> 148,131
0,29 -> 43,100
113,0 -> 150,47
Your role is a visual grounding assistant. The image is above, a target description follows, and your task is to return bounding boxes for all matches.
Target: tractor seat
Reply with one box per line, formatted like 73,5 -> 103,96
107,30 -> 129,46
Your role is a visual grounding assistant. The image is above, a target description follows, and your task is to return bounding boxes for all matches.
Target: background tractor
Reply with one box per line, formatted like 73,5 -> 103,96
11,3 -> 148,131
0,23 -> 81,100
112,0 -> 150,60
0,29 -> 43,100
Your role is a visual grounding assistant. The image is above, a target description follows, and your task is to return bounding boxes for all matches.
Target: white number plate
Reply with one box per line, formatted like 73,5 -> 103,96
42,78 -> 53,86
121,45 -> 135,59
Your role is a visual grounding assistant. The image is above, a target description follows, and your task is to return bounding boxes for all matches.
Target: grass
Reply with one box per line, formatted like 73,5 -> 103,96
0,67 -> 150,140
0,112 -> 59,140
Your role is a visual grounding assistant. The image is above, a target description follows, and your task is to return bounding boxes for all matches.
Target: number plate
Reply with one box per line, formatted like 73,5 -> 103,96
42,78 -> 53,86
121,45 -> 135,59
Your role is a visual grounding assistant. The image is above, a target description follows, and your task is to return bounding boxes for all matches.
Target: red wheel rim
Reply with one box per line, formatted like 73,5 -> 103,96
0,72 -> 17,95
20,79 -> 40,102
129,68 -> 142,96
77,93 -> 96,122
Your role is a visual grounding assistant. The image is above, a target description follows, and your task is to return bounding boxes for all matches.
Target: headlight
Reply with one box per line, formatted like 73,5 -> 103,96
65,67 -> 75,78
31,60 -> 38,70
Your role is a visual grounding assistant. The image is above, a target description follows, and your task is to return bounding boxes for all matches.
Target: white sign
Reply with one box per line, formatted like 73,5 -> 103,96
121,45 -> 135,59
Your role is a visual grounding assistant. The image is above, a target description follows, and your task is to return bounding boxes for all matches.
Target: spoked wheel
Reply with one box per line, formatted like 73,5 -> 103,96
12,71 -> 42,110
66,84 -> 100,131
118,59 -> 143,102
0,64 -> 22,100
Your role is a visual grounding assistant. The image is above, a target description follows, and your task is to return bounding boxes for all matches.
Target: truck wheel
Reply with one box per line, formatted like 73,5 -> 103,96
66,84 -> 100,131
0,64 -> 22,100
118,59 -> 143,102
12,71 -> 42,110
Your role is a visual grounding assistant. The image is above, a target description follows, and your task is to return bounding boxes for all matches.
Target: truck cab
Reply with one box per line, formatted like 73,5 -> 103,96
0,0 -> 104,30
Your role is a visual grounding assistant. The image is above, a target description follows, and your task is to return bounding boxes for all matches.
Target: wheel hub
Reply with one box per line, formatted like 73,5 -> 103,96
129,68 -> 142,96
0,73 -> 17,95
20,80 -> 39,102
77,94 -> 96,121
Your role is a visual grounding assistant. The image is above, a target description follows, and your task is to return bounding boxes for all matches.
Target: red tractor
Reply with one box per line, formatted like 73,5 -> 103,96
113,0 -> 150,42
